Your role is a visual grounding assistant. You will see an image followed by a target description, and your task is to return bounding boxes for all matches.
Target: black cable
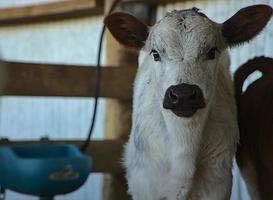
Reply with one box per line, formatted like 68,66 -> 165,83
81,0 -> 121,152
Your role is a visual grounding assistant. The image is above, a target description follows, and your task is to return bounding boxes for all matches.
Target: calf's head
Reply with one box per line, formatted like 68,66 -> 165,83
105,5 -> 272,118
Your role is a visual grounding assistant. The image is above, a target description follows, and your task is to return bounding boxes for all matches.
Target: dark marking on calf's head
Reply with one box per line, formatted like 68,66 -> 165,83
191,7 -> 208,18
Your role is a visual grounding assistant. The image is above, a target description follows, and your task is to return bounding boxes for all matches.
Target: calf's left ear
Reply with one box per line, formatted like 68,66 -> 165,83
222,4 -> 272,46
104,12 -> 149,49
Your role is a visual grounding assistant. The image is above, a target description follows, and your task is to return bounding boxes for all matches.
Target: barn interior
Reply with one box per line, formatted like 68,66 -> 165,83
0,0 -> 272,200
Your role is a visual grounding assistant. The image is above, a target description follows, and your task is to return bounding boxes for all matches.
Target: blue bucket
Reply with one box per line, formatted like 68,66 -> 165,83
0,144 -> 91,197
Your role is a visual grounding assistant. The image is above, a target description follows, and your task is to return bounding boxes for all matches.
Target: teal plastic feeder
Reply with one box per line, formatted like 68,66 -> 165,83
0,144 -> 92,200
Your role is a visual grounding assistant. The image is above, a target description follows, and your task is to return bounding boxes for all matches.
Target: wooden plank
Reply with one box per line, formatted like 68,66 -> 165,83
0,0 -> 104,26
0,0 -> 195,26
123,0 -> 191,5
0,61 -> 6,95
0,139 -> 124,174
1,61 -> 136,100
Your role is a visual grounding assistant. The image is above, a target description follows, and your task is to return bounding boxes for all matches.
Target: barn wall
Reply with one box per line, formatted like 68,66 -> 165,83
0,2 -> 106,200
158,0 -> 273,200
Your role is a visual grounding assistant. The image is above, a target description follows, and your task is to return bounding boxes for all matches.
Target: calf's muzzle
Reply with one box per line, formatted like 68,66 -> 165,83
163,83 -> 206,117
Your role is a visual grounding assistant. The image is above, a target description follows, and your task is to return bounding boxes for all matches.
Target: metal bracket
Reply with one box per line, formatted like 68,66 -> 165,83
0,186 -> 5,200
0,138 -> 9,142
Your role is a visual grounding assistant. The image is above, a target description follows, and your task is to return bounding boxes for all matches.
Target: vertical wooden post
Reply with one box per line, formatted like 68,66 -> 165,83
103,1 -> 155,200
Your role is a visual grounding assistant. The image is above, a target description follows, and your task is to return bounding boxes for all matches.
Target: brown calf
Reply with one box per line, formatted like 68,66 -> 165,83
235,56 -> 273,200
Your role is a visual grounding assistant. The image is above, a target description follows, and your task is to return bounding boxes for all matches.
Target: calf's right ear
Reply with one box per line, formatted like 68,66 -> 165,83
104,12 -> 149,49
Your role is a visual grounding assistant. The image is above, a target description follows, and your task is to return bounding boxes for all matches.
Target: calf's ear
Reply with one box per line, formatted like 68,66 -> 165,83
222,5 -> 272,46
104,12 -> 149,49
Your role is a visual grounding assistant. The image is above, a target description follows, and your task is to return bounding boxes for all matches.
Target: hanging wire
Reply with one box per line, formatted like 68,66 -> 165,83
81,0 -> 122,152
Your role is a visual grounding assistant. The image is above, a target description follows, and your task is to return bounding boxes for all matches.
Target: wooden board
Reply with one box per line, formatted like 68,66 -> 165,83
0,0 -> 104,26
123,0 -> 190,5
0,139 -> 124,174
0,0 -> 195,26
1,61 -> 136,99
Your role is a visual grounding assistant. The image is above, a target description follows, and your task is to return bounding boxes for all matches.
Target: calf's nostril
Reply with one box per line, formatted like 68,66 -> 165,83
169,90 -> 179,103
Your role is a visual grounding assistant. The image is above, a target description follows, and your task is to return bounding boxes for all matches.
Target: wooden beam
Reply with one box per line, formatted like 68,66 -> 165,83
1,61 -> 136,99
0,0 -> 196,27
102,1 -> 137,199
0,0 -> 104,26
123,0 -> 190,5
103,2 -> 156,200
0,139 -> 124,174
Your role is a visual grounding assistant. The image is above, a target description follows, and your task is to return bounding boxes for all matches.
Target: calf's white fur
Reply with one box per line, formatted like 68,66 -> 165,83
104,5 -> 272,200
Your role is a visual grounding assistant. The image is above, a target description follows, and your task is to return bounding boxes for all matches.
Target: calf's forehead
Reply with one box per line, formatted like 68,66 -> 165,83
147,9 -> 224,53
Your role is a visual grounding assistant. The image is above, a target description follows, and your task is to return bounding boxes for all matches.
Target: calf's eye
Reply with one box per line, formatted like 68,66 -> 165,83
207,47 -> 218,60
150,49 -> 161,61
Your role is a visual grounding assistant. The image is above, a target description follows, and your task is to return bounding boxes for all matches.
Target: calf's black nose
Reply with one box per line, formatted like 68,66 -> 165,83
163,84 -> 205,117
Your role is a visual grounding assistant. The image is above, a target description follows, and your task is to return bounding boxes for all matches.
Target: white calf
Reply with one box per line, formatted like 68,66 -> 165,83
105,5 -> 272,200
